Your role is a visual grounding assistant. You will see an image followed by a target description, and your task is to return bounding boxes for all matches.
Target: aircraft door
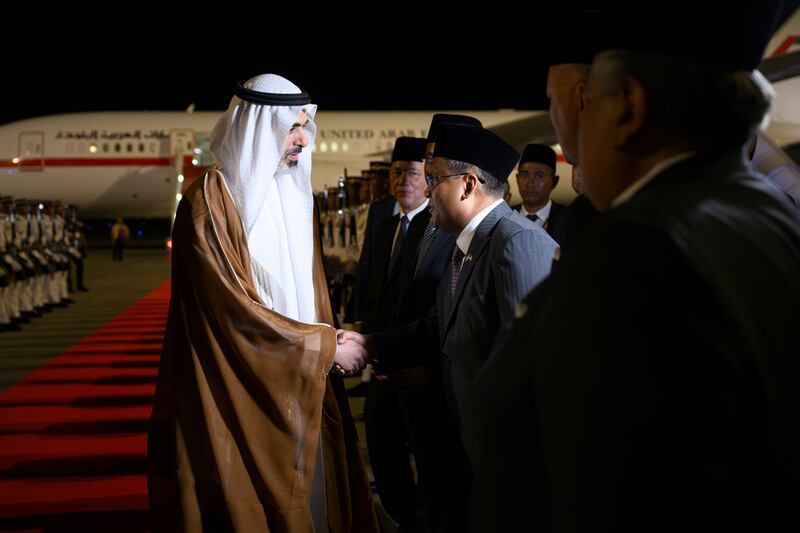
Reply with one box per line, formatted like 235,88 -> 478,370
18,131 -> 44,171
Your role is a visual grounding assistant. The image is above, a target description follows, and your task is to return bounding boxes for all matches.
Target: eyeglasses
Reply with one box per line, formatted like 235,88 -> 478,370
425,172 -> 468,189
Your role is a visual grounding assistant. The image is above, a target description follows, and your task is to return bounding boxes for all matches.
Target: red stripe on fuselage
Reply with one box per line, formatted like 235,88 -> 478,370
0,157 -> 171,168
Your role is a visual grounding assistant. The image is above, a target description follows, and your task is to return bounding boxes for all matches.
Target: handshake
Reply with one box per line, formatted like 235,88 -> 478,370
332,330 -> 373,377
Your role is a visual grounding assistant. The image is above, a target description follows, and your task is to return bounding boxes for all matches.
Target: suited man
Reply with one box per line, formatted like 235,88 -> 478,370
360,137 -> 433,530
427,124 -> 557,468
477,5 -> 800,531
513,143 -> 569,243
363,115 -> 481,532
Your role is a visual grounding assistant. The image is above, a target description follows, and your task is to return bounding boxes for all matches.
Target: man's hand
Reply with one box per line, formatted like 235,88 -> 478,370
337,329 -> 376,358
333,338 -> 368,376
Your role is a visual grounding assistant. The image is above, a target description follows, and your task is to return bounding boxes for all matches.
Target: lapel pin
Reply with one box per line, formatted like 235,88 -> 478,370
465,254 -> 473,262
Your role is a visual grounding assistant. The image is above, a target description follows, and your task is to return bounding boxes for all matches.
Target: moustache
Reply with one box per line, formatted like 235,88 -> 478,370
287,146 -> 303,156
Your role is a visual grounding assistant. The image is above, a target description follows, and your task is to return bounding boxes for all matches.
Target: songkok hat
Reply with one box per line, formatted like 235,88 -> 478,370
233,74 -> 311,106
427,113 -> 482,143
391,137 -> 428,162
547,10 -> 603,65
599,2 -> 782,72
433,124 -> 521,182
520,144 -> 557,171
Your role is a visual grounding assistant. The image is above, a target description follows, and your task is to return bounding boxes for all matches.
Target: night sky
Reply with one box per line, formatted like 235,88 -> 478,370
0,29 -> 552,125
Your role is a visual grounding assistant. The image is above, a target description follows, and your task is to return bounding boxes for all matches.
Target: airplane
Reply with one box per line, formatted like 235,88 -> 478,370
0,109 -> 556,221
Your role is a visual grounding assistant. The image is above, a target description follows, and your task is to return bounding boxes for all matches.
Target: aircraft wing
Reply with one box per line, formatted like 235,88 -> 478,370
486,113 -> 556,151
759,50 -> 800,83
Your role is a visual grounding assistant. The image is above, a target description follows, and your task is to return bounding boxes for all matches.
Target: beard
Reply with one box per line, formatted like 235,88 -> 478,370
282,146 -> 302,168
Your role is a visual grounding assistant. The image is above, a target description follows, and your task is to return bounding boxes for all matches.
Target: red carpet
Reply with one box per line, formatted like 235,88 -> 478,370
0,281 -> 170,532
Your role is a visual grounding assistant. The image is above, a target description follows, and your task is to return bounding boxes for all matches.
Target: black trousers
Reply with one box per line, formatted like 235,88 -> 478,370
112,241 -> 125,261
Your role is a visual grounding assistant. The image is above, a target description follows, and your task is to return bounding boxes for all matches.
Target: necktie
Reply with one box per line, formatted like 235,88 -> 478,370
527,213 -> 540,223
389,215 -> 409,271
450,246 -> 465,296
413,223 -> 437,279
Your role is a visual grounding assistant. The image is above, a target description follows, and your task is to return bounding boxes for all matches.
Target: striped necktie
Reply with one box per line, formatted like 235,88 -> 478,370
450,246 -> 465,296
413,223 -> 437,278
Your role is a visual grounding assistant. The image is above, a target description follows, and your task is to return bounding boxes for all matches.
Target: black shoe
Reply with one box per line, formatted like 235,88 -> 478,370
1,323 -> 22,332
346,381 -> 370,397
62,298 -> 76,304
78,286 -> 89,292
14,316 -> 31,324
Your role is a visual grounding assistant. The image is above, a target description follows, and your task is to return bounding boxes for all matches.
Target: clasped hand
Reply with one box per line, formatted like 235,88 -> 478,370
332,329 -> 370,377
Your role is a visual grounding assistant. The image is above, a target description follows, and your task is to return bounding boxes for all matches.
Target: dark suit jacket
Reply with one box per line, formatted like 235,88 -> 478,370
437,202 -> 558,464
354,196 -> 396,321
513,200 -> 569,243
472,149 -> 800,532
368,209 -> 455,366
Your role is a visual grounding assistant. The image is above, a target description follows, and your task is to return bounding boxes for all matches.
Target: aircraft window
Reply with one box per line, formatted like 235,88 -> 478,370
150,142 -> 158,153
331,142 -> 339,153
78,142 -> 86,153
89,144 -> 98,154
126,143 -> 133,153
353,142 -> 360,151
115,143 -> 121,152
103,143 -> 109,153
66,143 -> 74,154
364,143 -> 371,151
139,143 -> 145,152
187,141 -> 192,150
320,142 -> 328,153
342,142 -> 349,152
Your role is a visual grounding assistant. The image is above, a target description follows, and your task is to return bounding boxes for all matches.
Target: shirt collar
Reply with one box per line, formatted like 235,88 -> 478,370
456,198 -> 504,255
611,151 -> 696,208
400,199 -> 429,222
520,199 -> 552,222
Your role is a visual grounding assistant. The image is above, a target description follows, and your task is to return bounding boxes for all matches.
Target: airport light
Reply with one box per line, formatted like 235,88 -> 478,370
177,174 -> 184,183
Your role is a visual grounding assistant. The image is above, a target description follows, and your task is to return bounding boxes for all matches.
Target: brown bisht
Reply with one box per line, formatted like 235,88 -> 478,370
148,170 -> 379,532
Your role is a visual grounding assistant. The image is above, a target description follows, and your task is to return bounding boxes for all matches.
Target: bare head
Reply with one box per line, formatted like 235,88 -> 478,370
546,63 -> 590,166
579,50 -> 773,211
